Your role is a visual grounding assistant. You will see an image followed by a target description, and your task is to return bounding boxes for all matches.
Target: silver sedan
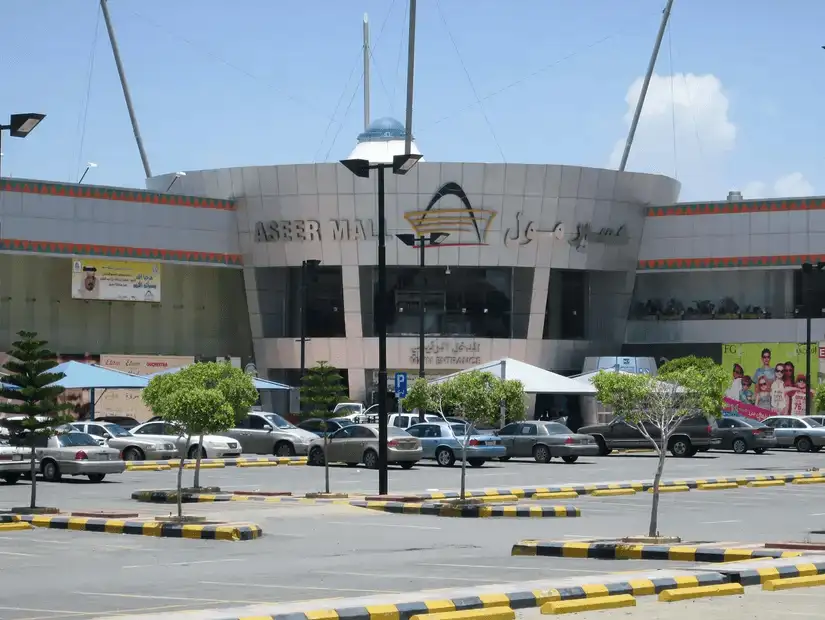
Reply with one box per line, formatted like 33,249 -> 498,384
307,424 -> 422,469
498,421 -> 599,463
37,432 -> 125,482
70,422 -> 178,461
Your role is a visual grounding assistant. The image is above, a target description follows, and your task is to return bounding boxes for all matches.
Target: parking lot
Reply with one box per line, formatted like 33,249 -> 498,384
1,450 -> 825,619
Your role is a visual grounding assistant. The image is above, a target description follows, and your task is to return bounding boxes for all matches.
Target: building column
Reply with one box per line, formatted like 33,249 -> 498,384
342,266 -> 366,401
527,267 -> 550,340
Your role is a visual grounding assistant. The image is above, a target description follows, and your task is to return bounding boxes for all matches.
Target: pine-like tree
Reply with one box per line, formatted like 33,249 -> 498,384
0,331 -> 73,509
300,361 -> 347,493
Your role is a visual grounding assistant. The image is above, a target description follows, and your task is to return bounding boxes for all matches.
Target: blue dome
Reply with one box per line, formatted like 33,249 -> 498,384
357,117 -> 408,143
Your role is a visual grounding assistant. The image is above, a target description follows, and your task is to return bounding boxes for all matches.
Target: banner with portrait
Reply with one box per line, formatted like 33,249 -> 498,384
721,343 -> 817,420
71,258 -> 161,303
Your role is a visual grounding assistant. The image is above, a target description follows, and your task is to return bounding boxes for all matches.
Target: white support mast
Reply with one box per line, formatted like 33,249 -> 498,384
363,14 -> 371,131
618,0 -> 674,171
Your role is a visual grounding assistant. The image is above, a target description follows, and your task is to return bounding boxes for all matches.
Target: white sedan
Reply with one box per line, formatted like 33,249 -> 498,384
130,421 -> 241,459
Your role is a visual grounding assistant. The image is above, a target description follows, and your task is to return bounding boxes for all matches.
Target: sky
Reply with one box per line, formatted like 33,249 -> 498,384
2,0 -> 824,202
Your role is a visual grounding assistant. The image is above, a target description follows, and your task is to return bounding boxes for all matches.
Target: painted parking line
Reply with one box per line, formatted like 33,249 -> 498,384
199,580 -> 399,594
122,558 -> 244,570
311,570 -> 504,583
325,520 -> 442,530
417,562 -> 616,574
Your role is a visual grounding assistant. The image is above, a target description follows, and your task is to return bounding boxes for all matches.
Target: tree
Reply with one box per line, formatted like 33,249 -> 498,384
300,361 -> 347,494
0,331 -> 74,509
143,362 -> 257,513
441,371 -> 504,500
401,377 -> 434,420
592,363 -> 727,537
496,378 -> 528,424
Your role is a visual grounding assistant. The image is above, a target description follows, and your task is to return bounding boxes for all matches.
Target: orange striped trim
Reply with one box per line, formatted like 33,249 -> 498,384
637,255 -> 821,270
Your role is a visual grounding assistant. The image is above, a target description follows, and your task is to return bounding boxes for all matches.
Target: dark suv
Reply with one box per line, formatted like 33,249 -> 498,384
578,415 -> 720,457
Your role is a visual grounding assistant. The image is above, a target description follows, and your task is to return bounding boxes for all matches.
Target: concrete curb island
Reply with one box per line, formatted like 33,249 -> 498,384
350,501 -> 581,518
512,540 -> 802,561
126,456 -> 307,470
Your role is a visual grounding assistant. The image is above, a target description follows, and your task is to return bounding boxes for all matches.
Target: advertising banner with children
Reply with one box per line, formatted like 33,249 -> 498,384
721,343 -> 817,420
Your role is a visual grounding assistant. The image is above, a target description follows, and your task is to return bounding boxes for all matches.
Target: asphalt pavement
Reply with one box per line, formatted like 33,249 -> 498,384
0,450 -> 823,619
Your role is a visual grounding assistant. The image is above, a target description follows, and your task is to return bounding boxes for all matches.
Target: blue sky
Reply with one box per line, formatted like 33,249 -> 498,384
2,0 -> 823,201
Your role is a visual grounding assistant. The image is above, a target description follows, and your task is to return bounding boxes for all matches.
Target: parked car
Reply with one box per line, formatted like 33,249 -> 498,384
69,422 -> 178,461
714,416 -> 776,454
94,415 -> 140,429
223,412 -> 319,457
406,421 -> 505,467
762,416 -> 825,452
578,415 -> 720,457
307,424 -> 422,469
130,421 -> 241,459
30,432 -> 124,482
0,443 -> 32,484
496,421 -> 599,463
297,417 -> 354,437
446,417 -> 498,433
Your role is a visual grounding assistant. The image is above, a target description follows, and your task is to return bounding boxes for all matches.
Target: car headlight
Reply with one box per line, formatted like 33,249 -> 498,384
163,443 -> 175,450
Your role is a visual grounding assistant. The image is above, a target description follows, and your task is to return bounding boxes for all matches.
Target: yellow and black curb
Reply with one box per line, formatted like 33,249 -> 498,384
511,540 -> 801,562
17,514 -> 262,541
217,572 -> 728,620
0,514 -> 32,532
126,456 -> 307,470
130,490 -> 351,505
413,471 -> 825,501
349,501 -> 580,518
717,560 -> 825,586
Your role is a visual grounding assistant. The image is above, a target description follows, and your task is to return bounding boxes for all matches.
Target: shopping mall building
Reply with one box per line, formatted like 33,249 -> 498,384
0,117 -> 821,417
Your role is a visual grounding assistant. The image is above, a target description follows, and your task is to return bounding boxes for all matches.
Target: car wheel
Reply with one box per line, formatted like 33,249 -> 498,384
363,449 -> 379,469
732,438 -> 748,454
499,456 -> 511,462
275,441 -> 295,457
42,460 -> 61,482
88,473 -> 105,482
468,458 -> 485,468
435,447 -> 455,467
308,447 -> 325,466
400,462 -> 415,470
533,444 -> 551,463
187,445 -> 207,460
561,455 -> 579,464
753,448 -> 767,454
669,437 -> 692,458
595,436 -> 612,456
122,447 -> 144,462
796,436 -> 814,453
1,474 -> 20,484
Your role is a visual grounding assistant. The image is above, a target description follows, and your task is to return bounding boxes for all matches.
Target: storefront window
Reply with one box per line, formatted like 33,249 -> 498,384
360,267 -> 528,339
544,270 -> 588,339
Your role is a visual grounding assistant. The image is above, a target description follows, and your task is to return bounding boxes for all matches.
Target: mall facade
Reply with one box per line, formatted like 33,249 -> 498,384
1,117 -> 821,416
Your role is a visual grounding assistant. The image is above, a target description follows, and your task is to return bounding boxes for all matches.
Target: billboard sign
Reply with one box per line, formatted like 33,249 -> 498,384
721,343 -> 817,420
71,258 -> 161,303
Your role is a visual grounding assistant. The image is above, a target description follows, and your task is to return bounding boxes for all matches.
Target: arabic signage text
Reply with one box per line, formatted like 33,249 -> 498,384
409,339 -> 482,368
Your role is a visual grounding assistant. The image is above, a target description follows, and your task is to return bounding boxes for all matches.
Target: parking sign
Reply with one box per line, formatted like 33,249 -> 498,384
394,372 -> 408,398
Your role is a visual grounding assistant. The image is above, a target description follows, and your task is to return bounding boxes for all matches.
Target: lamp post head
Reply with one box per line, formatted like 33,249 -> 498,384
303,259 -> 322,268
87,162 -> 98,169
8,113 -> 45,138
392,153 -> 421,175
339,158 -> 372,178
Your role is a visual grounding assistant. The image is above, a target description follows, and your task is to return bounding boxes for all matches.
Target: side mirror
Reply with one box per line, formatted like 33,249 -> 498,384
263,425 -> 273,431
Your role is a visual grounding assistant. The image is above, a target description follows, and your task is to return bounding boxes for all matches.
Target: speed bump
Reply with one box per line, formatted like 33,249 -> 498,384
511,540 -> 800,562
126,464 -> 171,471
763,574 -> 825,590
541,594 -> 635,615
237,461 -> 280,468
590,488 -> 636,497
793,477 -> 825,485
0,522 -> 32,532
411,608 -> 515,620
350,501 -> 581,518
533,492 -> 579,500
697,482 -> 739,490
748,480 -> 785,488
17,515 -> 262,541
658,583 -> 743,602
184,462 -> 225,469
648,485 -> 689,493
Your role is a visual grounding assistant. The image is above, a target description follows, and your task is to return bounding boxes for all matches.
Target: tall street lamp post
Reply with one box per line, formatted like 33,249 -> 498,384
801,262 -> 824,416
396,232 -> 446,423
340,153 -> 422,495
0,113 -> 46,178
299,259 -> 322,379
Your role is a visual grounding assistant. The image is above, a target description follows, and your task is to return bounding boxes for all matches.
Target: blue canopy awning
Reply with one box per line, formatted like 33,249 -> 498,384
48,361 -> 149,390
144,364 -> 291,391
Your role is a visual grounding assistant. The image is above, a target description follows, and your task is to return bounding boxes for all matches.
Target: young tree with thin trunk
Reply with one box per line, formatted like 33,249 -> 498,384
0,331 -> 73,509
592,363 -> 727,537
301,361 -> 347,494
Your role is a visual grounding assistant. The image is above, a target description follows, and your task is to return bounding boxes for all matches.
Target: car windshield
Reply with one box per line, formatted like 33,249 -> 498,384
264,414 -> 295,429
335,404 -> 360,414
103,423 -> 131,437
58,433 -> 99,447
543,423 -> 573,434
803,417 -> 823,427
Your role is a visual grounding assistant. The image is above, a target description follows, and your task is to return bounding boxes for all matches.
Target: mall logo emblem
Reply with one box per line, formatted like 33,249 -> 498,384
404,182 -> 496,247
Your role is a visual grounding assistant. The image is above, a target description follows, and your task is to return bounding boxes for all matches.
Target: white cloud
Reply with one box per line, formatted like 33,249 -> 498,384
609,73 -> 736,199
741,173 -> 815,200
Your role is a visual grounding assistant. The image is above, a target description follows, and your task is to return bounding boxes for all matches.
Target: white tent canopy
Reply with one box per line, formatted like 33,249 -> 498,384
430,358 -> 597,395
571,368 -> 685,393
